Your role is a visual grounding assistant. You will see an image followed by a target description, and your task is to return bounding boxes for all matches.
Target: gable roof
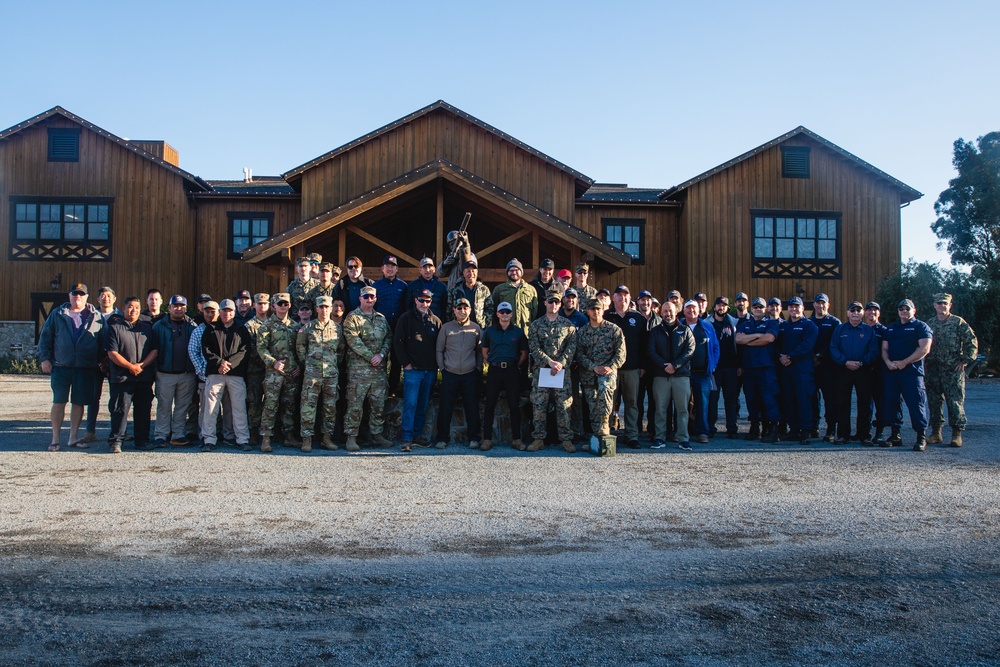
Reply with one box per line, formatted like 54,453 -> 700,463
281,100 -> 595,194
658,126 -> 922,203
247,158 -> 630,268
578,184 -> 676,205
0,106 -> 211,192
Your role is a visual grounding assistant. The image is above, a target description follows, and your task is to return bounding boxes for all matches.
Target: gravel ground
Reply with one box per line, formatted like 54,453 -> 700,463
1,374 -> 999,666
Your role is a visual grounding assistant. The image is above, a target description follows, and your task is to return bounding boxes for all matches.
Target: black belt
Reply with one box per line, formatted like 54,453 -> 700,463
492,361 -> 516,369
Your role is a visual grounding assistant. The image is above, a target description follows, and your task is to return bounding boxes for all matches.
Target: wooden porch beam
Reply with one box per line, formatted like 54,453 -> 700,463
532,231 -> 539,268
338,228 -> 346,267
345,225 -> 421,267
436,181 -> 444,264
476,228 -> 532,260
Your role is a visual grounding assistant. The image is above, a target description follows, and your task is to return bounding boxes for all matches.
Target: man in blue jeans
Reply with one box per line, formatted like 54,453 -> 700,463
681,299 -> 720,444
393,289 -> 441,451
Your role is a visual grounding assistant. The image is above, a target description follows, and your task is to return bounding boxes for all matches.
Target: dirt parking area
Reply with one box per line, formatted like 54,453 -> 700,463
1,375 -> 998,665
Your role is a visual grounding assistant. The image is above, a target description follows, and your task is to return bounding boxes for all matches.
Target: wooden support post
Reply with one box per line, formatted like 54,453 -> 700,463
338,228 -> 347,267
280,264 -> 288,286
436,180 -> 444,263
532,231 -> 539,272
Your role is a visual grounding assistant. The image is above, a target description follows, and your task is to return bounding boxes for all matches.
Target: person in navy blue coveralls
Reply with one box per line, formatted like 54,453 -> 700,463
810,293 -> 842,441
882,299 -> 933,450
735,297 -> 781,442
778,296 -> 819,443
830,301 -> 880,444
373,255 -> 410,396
864,302 -> 897,444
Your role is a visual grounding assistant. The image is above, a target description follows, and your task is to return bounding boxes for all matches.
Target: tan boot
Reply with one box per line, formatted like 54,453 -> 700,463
285,434 -> 302,448
926,426 -> 944,444
479,439 -> 493,451
598,417 -> 611,437
300,436 -> 312,453
371,433 -> 394,448
260,436 -> 272,453
511,439 -> 526,451
561,440 -> 576,453
526,439 -> 545,452
320,435 -> 338,451
949,428 -> 963,448
345,436 -> 360,452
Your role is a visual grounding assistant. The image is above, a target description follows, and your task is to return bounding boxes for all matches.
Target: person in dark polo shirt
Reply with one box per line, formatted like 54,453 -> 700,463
106,296 -> 158,453
882,299 -> 933,451
393,289 -> 441,451
480,301 -> 528,451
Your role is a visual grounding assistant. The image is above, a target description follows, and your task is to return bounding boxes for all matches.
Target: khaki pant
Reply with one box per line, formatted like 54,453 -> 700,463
653,375 -> 691,442
202,375 -> 248,445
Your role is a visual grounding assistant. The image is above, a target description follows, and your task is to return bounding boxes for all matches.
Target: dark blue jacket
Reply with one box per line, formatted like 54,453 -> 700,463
779,317 -> 819,367
152,316 -> 197,374
647,319 -> 695,378
373,276 -> 409,327
810,314 -> 842,365
37,302 -> 105,368
406,277 -> 448,320
830,321 -> 879,366
711,313 -> 741,369
884,318 -> 933,376
738,316 -> 780,369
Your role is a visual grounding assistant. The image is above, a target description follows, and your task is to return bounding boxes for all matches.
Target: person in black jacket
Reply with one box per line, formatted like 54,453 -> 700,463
647,301 -> 695,450
393,289 -> 442,451
201,299 -> 251,450
106,297 -> 158,453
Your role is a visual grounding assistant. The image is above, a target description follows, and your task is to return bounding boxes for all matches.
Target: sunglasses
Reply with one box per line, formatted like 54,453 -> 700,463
575,270 -> 587,274
361,295 -> 376,300
71,291 -> 87,296
849,307 -> 863,313
347,264 -> 360,269
455,305 -> 470,309
498,310 -> 512,314
417,298 -> 432,304
751,305 -> 764,309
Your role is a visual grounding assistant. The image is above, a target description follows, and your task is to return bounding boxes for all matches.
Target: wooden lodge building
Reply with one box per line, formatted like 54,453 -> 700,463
0,101 -> 921,334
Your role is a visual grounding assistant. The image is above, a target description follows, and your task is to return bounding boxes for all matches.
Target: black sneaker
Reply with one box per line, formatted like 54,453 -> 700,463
650,439 -> 667,449
727,432 -> 738,440
678,441 -> 692,451
626,440 -> 640,449
888,432 -> 903,447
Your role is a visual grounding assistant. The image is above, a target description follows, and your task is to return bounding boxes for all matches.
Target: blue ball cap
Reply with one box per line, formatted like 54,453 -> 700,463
788,296 -> 803,306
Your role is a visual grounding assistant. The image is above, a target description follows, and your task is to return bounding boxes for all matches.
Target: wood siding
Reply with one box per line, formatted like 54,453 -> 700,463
679,138 -> 904,311
0,117 -> 196,320
298,109 -> 579,224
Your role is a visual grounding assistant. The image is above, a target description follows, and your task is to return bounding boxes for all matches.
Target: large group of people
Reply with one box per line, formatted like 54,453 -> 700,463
36,248 -> 978,455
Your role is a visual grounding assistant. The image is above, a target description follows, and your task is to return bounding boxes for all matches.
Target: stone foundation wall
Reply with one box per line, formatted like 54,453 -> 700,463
0,322 -> 35,360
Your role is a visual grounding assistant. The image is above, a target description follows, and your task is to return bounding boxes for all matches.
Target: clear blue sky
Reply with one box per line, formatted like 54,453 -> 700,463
4,0 -> 997,267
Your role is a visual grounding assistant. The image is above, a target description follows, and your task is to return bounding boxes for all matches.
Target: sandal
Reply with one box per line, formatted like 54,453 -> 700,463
401,445 -> 412,453
48,443 -> 60,452
68,440 -> 90,449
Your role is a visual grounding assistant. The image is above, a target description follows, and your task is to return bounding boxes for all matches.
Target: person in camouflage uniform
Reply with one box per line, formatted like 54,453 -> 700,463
286,257 -> 318,314
527,292 -> 578,452
491,259 -> 538,332
572,262 -> 598,305
342,285 -> 394,451
447,260 -> 493,329
305,262 -> 337,311
243,293 -> 270,445
575,297 -> 626,436
926,292 -> 978,447
257,293 -> 302,451
296,295 -> 344,453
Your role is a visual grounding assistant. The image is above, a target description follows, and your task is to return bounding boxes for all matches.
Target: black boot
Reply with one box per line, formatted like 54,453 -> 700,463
746,422 -> 760,441
887,428 -> 903,447
913,431 -> 927,452
872,428 -> 884,446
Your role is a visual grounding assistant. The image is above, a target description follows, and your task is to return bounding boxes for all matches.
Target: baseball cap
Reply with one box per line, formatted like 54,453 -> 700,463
666,289 -> 682,300
638,290 -> 653,299
768,297 -> 782,306
70,283 -> 89,295
314,296 -> 333,307
454,297 -> 471,307
735,292 -> 749,301
360,286 -> 377,297
235,289 -> 251,300
416,289 -> 433,300
219,299 -> 236,311
318,262 -> 334,271
788,296 -> 804,306
420,257 -> 435,267
814,293 -> 830,303
564,288 -> 579,298
751,297 -> 766,307
463,260 -> 478,269
197,293 -> 212,303
848,301 -> 864,310
596,288 -> 611,296
693,292 -> 707,301
295,257 -> 311,267
585,298 -> 602,310
715,296 -> 730,305
272,292 -> 291,304
539,258 -> 555,269
497,302 -> 513,313
558,269 -> 572,280
545,292 -> 562,304
897,299 -> 915,310
683,299 -> 698,309
933,292 -> 952,304
865,301 -> 881,311
169,295 -> 188,306
382,255 -> 398,266
202,301 -> 220,311
615,285 -> 629,294
253,293 -> 269,304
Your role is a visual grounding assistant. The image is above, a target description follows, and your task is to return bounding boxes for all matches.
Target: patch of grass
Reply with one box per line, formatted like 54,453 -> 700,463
0,355 -> 42,374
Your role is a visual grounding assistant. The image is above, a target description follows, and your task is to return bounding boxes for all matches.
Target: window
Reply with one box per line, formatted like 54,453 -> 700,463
602,218 -> 644,265
48,128 -> 81,162
228,212 -> 273,258
751,210 -> 840,278
9,197 -> 112,261
781,146 -> 810,179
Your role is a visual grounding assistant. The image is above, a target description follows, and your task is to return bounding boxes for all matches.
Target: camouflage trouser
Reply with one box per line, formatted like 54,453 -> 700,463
530,381 -> 573,441
245,367 -> 266,437
926,363 -> 967,430
582,374 -> 617,435
300,375 -> 339,438
260,370 -> 299,436
344,367 -> 388,436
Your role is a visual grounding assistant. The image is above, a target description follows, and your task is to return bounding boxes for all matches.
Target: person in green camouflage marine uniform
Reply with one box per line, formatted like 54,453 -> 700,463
257,293 -> 302,451
243,293 -> 270,446
575,297 -> 626,436
286,257 -> 318,315
342,285 -> 394,451
926,292 -> 978,447
572,262 -> 598,305
527,291 -> 578,452
296,295 -> 344,452
305,262 -> 337,311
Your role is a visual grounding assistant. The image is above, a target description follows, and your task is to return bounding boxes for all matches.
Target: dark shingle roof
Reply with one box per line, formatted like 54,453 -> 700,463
204,178 -> 296,195
578,184 -> 672,204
